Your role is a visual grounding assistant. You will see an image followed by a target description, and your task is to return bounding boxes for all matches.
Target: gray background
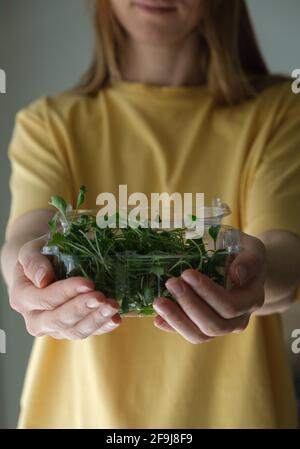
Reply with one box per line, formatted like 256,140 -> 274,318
0,0 -> 299,429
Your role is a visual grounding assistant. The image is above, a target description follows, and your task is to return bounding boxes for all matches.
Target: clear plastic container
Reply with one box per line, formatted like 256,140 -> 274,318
42,199 -> 241,317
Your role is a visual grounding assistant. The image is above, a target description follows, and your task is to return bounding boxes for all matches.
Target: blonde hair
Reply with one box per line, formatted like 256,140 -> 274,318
76,0 -> 277,105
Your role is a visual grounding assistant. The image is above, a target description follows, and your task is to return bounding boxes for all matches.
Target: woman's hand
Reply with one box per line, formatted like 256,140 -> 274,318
153,233 -> 266,344
9,237 -> 122,340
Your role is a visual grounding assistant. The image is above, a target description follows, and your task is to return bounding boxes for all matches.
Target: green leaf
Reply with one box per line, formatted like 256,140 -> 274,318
143,287 -> 153,304
141,306 -> 155,315
76,185 -> 86,211
48,233 -> 66,246
49,195 -> 67,216
209,225 -> 221,243
48,215 -> 58,235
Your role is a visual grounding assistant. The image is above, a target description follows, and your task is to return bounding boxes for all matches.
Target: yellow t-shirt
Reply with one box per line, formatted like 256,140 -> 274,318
6,80 -> 300,429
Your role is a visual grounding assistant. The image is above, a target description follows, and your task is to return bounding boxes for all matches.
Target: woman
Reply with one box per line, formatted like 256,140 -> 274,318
1,0 -> 300,429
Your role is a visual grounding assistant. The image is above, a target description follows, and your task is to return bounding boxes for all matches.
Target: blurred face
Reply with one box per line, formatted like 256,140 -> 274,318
110,0 -> 204,47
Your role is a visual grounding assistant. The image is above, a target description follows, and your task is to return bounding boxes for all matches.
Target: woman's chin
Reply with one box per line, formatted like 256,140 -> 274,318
129,30 -> 183,48
127,20 -> 186,47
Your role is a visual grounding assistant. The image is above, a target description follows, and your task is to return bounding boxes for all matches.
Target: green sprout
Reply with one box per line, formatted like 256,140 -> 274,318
46,187 -> 229,316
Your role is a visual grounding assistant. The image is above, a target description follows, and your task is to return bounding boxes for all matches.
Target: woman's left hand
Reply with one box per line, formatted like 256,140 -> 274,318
153,233 -> 266,344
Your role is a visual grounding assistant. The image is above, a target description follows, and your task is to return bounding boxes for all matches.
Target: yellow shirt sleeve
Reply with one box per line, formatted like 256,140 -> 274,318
244,87 -> 300,239
244,85 -> 300,300
6,97 -> 73,239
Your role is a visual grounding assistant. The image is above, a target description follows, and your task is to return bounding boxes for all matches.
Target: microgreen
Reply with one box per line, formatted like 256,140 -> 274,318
75,185 -> 86,212
49,195 -> 67,222
45,187 -> 229,316
209,225 -> 221,250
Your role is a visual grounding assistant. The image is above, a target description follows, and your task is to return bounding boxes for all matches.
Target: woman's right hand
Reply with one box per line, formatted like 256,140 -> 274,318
9,236 -> 122,340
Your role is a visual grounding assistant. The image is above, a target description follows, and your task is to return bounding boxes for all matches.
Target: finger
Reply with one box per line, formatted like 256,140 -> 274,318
34,292 -> 119,333
229,233 -> 266,287
153,297 -> 212,344
153,315 -> 176,333
68,307 -> 121,339
12,264 -> 95,312
92,314 -> 122,336
165,277 -> 250,337
180,270 -> 264,319
18,236 -> 55,288
10,262 -> 36,312
26,305 -> 121,339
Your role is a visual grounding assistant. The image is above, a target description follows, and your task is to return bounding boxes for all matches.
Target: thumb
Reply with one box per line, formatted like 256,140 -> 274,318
18,235 -> 55,288
229,233 -> 266,287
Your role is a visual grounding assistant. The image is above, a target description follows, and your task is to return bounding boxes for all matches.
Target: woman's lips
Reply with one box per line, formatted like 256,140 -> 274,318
132,1 -> 177,15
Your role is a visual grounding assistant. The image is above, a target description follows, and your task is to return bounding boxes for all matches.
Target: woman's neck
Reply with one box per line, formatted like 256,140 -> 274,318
120,34 -> 203,87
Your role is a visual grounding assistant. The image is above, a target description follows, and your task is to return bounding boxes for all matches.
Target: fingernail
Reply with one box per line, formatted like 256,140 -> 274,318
153,299 -> 166,315
103,319 -> 119,329
100,306 -> 116,318
35,268 -> 46,286
108,319 -> 118,327
166,278 -> 184,296
181,270 -> 198,284
77,285 -> 93,293
236,265 -> 247,286
86,298 -> 100,309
